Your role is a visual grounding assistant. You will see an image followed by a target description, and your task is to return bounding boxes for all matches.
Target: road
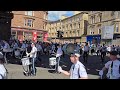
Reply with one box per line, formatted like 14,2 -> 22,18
4,54 -> 112,79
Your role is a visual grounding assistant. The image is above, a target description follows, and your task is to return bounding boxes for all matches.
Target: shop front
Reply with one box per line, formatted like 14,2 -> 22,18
11,27 -> 47,42
87,35 -> 101,45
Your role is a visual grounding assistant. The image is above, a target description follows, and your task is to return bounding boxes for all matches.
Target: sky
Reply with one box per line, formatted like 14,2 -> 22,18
48,11 -> 74,21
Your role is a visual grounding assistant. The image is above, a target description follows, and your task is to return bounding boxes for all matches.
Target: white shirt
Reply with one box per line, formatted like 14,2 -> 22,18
0,64 -> 7,79
3,43 -> 10,49
117,47 -> 120,51
101,46 -> 107,52
111,47 -> 116,51
26,44 -> 28,48
107,46 -> 111,52
36,44 -> 42,51
13,43 -> 19,49
83,46 -> 89,52
70,61 -> 88,79
52,45 -> 55,50
76,45 -> 80,51
30,46 -> 37,58
97,45 -> 101,50
56,47 -> 63,57
21,43 -> 26,49
105,60 -> 120,79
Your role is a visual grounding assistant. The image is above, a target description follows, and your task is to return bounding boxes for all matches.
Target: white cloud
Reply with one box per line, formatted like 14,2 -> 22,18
48,11 -> 73,21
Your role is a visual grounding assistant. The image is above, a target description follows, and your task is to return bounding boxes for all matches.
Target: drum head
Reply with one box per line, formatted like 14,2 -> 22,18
15,50 -> 20,56
66,43 -> 76,55
21,58 -> 30,66
49,57 -> 56,65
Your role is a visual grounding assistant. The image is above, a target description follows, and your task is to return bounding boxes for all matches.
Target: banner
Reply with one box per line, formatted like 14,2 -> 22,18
33,32 -> 37,42
101,25 -> 114,39
43,33 -> 48,42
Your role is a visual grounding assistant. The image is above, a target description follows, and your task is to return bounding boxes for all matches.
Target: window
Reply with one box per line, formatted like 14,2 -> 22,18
24,19 -> 34,27
98,26 -> 101,34
99,29 -> 101,34
90,28 -> 94,35
70,24 -> 72,29
44,14 -> 46,20
91,16 -> 93,24
90,29 -> 92,34
77,30 -> 79,36
24,19 -> 27,26
27,19 -> 33,27
79,24 -> 80,28
93,16 -> 95,23
74,23 -> 76,29
116,24 -> 119,32
66,25 -> 68,30
25,11 -> 34,16
99,14 -> 102,22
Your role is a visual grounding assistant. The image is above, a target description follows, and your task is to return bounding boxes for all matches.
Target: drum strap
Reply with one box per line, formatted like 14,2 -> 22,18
119,65 -> 120,74
78,66 -> 81,79
0,74 -> 4,79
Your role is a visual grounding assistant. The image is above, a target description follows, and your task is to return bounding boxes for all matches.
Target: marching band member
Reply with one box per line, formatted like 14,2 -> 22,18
56,44 -> 63,73
83,42 -> 89,63
100,44 -> 107,63
58,52 -> 88,79
27,43 -> 37,76
0,52 -> 7,79
99,51 -> 120,79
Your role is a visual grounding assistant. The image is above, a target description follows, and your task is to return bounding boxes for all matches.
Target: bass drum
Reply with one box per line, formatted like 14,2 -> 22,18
63,43 -> 76,55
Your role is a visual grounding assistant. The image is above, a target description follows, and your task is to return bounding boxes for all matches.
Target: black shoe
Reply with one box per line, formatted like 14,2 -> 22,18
23,71 -> 29,76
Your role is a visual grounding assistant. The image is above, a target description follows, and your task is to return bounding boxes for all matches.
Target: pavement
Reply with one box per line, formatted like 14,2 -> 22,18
5,64 -> 99,79
4,53 -> 112,79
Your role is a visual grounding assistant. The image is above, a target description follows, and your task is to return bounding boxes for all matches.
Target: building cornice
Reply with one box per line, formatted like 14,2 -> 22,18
13,13 -> 46,21
11,27 -> 48,32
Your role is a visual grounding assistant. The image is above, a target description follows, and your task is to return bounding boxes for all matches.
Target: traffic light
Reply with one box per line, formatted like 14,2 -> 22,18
57,31 -> 60,37
60,31 -> 64,38
57,31 -> 64,38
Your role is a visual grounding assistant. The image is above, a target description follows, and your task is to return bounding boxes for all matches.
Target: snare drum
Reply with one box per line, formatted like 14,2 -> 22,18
3,48 -> 13,53
49,57 -> 56,66
15,50 -> 20,56
21,57 -> 30,66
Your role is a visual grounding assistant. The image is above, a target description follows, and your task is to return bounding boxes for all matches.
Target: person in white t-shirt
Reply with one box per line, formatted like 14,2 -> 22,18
27,43 -> 37,76
107,45 -> 111,53
56,44 -> 63,73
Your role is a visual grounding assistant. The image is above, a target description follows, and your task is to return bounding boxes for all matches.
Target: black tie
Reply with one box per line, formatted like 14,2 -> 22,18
111,61 -> 113,74
73,65 -> 75,70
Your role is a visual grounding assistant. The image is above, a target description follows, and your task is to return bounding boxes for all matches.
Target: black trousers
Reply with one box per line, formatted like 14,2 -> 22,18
101,52 -> 106,62
83,51 -> 89,63
56,56 -> 61,73
118,51 -> 120,55
37,51 -> 41,61
96,50 -> 100,56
